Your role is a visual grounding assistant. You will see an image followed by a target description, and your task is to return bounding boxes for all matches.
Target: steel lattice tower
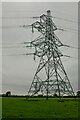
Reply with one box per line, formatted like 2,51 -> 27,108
25,10 -> 75,99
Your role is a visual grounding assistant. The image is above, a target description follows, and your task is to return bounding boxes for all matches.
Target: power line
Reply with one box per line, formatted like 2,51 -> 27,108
1,16 -> 36,19
20,24 -> 79,33
63,44 -> 79,50
53,16 -> 78,24
1,25 -> 78,33
0,15 -> 78,25
0,41 -> 79,50
63,55 -> 78,60
1,53 -> 79,60
2,10 -> 77,18
21,24 -> 79,33
0,25 -> 32,29
51,10 -> 78,18
57,26 -> 79,33
1,42 -> 24,45
1,24 -> 78,32
2,10 -> 45,13
1,25 -> 20,29
1,53 -> 35,56
0,46 -> 26,49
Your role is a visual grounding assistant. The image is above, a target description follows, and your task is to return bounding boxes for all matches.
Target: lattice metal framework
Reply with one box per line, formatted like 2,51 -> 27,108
25,10 -> 75,99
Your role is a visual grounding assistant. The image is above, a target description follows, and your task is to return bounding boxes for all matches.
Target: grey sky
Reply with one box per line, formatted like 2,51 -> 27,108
2,2 -> 78,95
0,2 -> 2,95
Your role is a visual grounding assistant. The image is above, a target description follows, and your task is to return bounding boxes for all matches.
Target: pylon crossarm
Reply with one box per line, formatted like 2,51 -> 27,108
31,36 -> 45,45
32,21 -> 45,34
53,33 -> 63,47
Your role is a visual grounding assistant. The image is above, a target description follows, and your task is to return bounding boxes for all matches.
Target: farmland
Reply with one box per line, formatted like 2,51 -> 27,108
2,97 -> 80,119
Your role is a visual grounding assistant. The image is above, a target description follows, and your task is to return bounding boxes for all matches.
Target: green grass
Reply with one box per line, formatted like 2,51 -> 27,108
2,97 -> 79,118
0,97 -> 2,119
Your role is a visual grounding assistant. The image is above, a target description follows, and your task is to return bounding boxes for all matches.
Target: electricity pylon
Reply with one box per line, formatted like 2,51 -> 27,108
24,10 -> 75,100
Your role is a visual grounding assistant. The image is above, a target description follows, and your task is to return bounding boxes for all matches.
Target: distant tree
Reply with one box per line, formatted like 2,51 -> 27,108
6,91 -> 11,97
38,94 -> 43,97
54,93 -> 58,97
77,91 -> 80,97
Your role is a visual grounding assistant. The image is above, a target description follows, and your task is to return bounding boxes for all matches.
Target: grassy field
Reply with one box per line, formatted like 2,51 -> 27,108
0,97 -> 2,120
2,97 -> 80,119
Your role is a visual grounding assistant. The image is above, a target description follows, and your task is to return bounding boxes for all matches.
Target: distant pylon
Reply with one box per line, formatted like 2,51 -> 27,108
25,10 -> 75,100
